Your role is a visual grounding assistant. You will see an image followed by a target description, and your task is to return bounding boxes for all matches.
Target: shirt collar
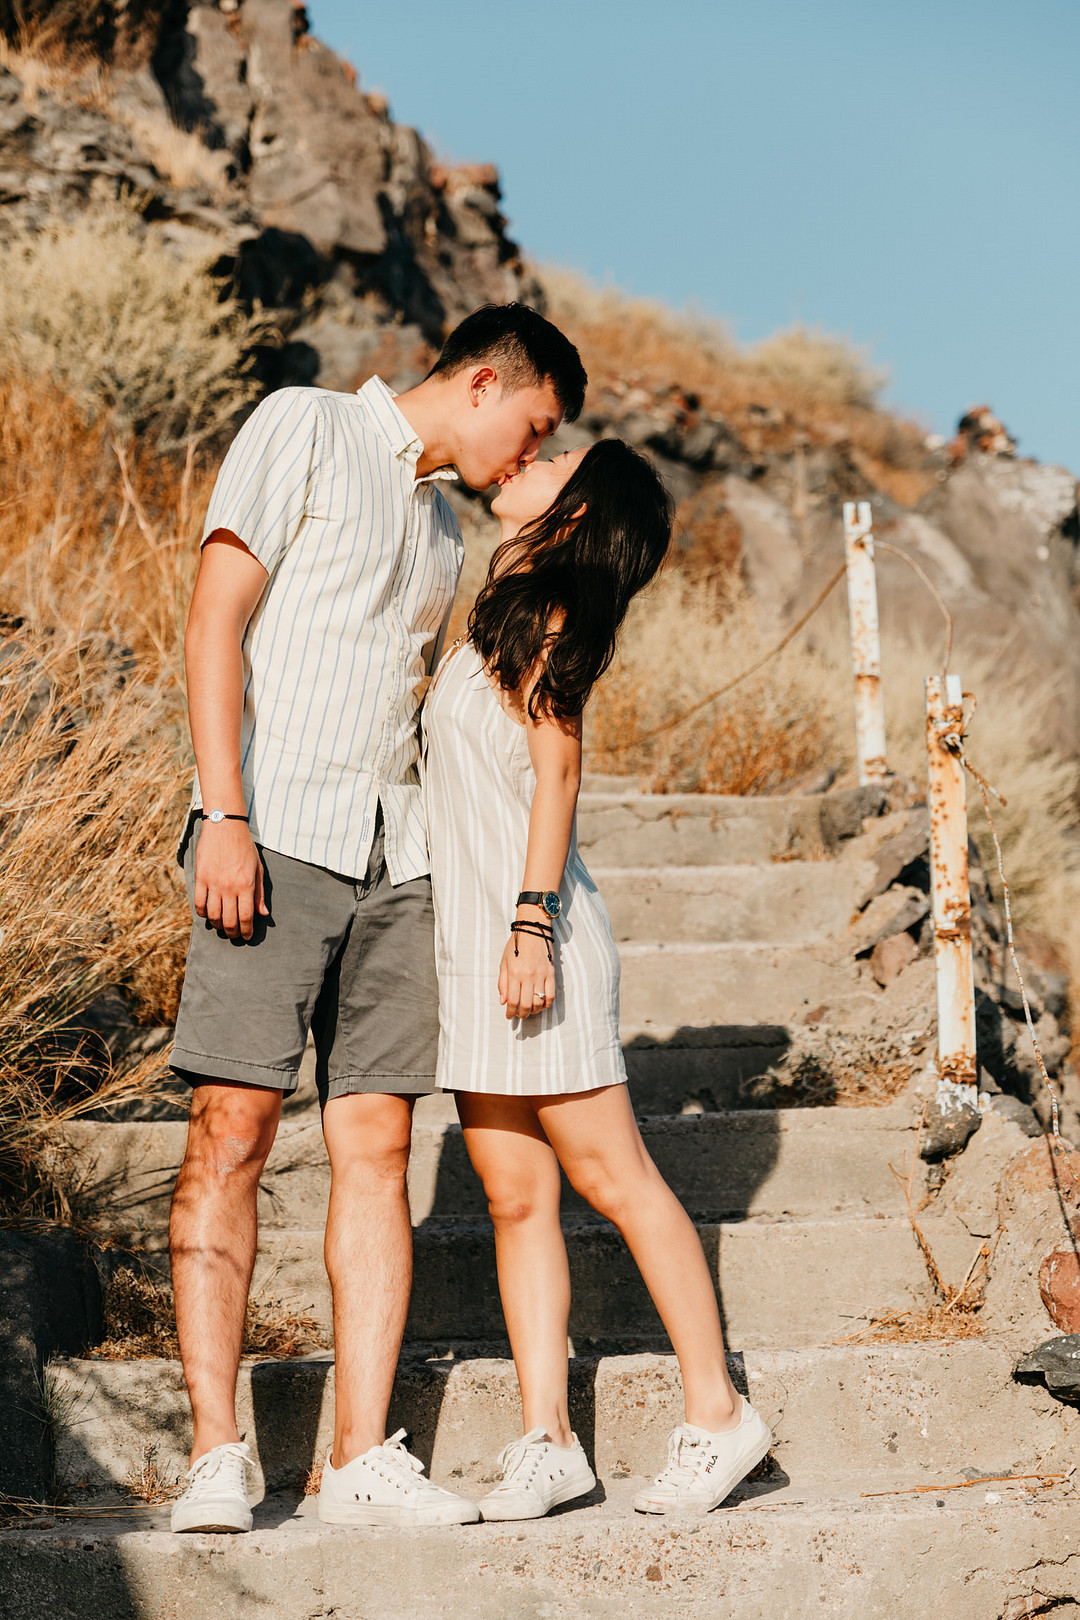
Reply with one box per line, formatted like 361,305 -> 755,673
356,375 -> 459,485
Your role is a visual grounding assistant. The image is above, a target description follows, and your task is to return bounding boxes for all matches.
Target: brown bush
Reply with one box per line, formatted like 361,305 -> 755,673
586,573 -> 849,794
540,268 -> 934,506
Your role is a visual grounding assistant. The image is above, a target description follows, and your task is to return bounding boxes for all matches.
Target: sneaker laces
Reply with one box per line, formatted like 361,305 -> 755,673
494,1429 -> 551,1490
367,1429 -> 440,1495
650,1427 -> 707,1490
184,1442 -> 252,1497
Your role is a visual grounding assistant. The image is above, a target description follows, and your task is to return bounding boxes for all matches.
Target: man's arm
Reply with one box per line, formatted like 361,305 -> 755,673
185,531 -> 271,940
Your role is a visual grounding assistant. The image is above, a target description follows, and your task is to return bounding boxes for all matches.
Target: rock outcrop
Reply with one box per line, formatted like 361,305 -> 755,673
0,0 -> 539,392
2,1 -> 1079,745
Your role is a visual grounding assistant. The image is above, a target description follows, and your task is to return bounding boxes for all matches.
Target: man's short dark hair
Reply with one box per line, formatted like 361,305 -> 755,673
429,304 -> 587,423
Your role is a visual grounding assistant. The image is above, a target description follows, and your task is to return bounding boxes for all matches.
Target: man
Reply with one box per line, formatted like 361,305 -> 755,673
167,304 -> 587,1533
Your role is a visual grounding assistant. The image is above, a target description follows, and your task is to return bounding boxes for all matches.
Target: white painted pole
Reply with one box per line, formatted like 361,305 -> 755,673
925,672 -> 977,1090
843,500 -> 888,784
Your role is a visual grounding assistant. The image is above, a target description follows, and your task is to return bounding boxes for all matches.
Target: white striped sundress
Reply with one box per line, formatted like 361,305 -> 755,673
422,641 -> 627,1096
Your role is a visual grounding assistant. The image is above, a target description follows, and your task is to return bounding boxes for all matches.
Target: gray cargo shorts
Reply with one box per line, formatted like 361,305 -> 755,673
170,813 -> 439,1104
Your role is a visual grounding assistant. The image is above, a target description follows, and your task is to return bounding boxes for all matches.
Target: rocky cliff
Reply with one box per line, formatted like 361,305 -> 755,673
2,0 -> 1079,752
0,0 -> 539,391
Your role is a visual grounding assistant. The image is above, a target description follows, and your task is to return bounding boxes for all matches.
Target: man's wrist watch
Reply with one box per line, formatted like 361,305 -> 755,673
199,809 -> 249,824
517,889 -> 562,919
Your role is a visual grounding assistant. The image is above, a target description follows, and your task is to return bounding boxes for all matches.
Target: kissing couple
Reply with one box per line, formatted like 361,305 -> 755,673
166,303 -> 772,1533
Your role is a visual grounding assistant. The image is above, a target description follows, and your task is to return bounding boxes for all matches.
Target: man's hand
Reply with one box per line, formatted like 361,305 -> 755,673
193,820 -> 269,940
498,931 -> 556,1020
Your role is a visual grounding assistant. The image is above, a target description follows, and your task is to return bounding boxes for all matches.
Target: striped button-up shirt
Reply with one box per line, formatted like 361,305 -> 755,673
189,376 -> 464,882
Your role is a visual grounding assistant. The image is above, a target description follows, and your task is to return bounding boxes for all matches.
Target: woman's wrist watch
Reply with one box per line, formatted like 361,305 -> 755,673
517,890 -> 562,919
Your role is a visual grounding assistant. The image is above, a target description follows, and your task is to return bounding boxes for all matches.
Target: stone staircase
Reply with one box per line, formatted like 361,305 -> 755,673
7,787 -> 1078,1619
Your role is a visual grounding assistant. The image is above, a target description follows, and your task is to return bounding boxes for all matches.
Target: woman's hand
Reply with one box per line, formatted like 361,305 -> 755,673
499,931 -> 556,1019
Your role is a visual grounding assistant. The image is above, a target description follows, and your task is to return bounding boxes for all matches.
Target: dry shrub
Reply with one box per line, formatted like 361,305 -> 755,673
124,1442 -> 179,1504
539,267 -> 932,502
749,324 -> 886,411
0,636 -> 190,1221
0,377 -> 212,678
117,111 -> 233,201
746,1029 -> 913,1109
586,572 -> 849,794
0,26 -> 112,110
839,1305 -> 985,1345
0,209 -> 264,447
672,483 -> 743,582
95,1265 -> 328,1360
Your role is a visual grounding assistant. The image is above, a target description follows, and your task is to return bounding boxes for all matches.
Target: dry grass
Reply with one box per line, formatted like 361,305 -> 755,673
0,28 -> 112,111
585,572 -> 849,794
123,1442 -> 179,1505
94,1265 -> 329,1360
746,1029 -> 914,1109
839,1305 -> 986,1345
0,375 -> 212,1224
0,637 -> 191,1222
0,376 -> 211,671
304,1455 -> 327,1496
1,20 -> 230,199
117,111 -> 234,203
539,268 -> 934,506
0,210 -> 265,447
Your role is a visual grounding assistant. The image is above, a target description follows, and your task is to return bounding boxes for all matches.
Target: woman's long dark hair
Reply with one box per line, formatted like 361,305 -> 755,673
468,439 -> 673,720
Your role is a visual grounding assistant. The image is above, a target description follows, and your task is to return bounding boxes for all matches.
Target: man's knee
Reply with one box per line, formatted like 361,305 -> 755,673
324,1093 -> 415,1188
182,1081 -> 281,1179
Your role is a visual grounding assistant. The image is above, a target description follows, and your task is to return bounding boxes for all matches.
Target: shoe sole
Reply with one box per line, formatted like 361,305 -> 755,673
318,1501 -> 480,1527
480,1469 -> 597,1522
633,1432 -> 773,1515
171,1513 -> 253,1534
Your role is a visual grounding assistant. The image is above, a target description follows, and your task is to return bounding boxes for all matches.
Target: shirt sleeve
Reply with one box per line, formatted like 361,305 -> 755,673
200,388 -> 321,574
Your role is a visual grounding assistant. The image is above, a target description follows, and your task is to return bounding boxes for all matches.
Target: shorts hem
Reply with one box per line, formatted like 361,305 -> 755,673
170,1048 -> 299,1094
325,1073 -> 437,1100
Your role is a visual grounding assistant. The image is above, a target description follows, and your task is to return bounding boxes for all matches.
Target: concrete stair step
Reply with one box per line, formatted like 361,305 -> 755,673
63,1106 -> 918,1238
50,1341 -> 1078,1504
215,1214 -> 971,1351
594,862 -> 872,945
576,791 -> 832,868
6,1478 -> 1072,1620
617,942 -> 874,1027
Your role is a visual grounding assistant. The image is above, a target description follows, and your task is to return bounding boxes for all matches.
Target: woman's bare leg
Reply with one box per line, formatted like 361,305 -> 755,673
456,1092 -> 574,1447
537,1084 -> 740,1432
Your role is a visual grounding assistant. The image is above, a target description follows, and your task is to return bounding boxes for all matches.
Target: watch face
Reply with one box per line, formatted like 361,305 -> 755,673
542,891 -> 561,918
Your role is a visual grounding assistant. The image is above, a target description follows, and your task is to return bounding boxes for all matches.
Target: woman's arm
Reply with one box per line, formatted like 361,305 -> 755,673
499,708 -> 582,1020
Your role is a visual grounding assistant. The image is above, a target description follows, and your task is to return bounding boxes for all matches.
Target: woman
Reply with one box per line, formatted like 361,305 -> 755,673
422,439 -> 772,1522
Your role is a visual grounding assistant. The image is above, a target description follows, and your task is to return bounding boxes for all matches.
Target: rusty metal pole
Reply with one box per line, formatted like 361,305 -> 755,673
925,673 -> 977,1091
843,501 -> 888,784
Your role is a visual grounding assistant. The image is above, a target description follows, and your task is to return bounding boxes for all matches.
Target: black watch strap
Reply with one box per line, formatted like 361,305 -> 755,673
517,889 -> 561,918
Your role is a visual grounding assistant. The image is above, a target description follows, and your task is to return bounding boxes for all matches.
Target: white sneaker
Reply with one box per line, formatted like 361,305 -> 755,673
317,1429 -> 480,1527
170,1441 -> 254,1533
632,1399 -> 774,1514
480,1429 -> 596,1522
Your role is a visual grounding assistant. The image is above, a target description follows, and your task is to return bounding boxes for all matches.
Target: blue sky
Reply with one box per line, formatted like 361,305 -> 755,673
311,1 -> 1078,472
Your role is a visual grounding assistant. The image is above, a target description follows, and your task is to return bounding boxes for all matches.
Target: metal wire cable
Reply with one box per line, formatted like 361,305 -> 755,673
595,563 -> 847,755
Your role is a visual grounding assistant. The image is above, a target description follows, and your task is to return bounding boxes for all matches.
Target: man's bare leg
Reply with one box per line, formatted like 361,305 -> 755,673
322,1092 -> 416,1466
169,1080 -> 282,1464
